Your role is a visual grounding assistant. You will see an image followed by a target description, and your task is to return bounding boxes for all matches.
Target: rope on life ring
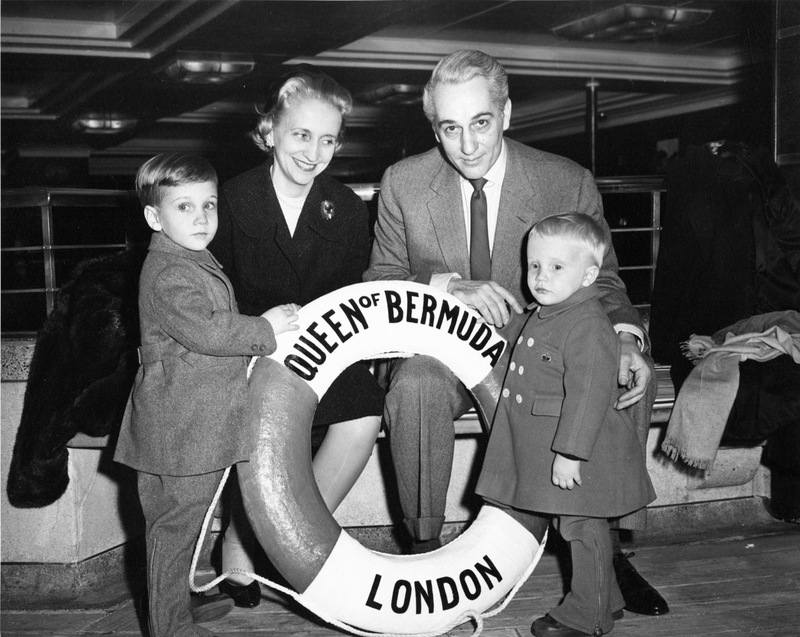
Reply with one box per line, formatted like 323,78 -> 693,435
191,281 -> 548,636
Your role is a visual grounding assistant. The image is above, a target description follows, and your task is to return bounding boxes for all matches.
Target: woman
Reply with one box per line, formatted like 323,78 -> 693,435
209,66 -> 384,607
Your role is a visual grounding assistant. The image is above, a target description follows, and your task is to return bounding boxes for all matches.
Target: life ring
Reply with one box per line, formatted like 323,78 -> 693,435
238,281 -> 546,635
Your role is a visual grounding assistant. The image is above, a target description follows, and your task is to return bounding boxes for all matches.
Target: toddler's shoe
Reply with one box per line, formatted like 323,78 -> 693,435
531,614 -> 592,637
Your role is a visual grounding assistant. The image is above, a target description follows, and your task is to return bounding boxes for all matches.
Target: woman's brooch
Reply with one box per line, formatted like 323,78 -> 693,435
320,200 -> 335,220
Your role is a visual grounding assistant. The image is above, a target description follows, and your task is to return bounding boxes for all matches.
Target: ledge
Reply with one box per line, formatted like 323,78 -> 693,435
1,339 -> 35,382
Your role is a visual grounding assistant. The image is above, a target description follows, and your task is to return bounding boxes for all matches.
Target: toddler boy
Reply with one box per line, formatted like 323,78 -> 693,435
477,214 -> 655,637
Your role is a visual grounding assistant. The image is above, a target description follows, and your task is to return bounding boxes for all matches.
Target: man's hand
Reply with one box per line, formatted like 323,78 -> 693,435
615,332 -> 651,409
447,279 -> 523,327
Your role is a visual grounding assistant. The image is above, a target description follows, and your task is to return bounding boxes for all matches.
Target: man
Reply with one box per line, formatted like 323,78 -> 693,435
364,50 -> 668,622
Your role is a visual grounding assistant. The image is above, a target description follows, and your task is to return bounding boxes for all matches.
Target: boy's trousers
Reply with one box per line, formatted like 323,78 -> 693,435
138,469 -> 225,637
550,515 -> 625,636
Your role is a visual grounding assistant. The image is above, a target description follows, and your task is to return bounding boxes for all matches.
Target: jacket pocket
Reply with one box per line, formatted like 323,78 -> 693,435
531,397 -> 563,417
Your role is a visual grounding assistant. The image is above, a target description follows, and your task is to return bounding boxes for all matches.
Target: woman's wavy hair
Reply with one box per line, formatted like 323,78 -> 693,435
251,65 -> 353,154
422,50 -> 508,125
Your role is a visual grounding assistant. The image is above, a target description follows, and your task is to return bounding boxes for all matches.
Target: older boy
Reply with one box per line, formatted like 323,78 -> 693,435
114,153 -> 298,637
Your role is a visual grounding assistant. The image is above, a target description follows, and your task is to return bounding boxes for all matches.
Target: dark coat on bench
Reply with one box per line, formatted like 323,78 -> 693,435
6,249 -> 145,508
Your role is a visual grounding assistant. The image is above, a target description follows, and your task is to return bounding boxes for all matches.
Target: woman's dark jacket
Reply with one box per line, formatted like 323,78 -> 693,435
209,159 -> 383,425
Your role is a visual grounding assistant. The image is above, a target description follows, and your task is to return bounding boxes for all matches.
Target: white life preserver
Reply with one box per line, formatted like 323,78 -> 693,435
237,281 -> 546,636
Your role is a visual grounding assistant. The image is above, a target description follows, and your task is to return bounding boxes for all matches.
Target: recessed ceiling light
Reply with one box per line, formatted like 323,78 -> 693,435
157,51 -> 255,84
72,113 -> 137,134
357,84 -> 423,105
552,3 -> 713,42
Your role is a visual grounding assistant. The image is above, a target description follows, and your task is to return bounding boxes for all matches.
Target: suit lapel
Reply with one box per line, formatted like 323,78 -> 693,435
273,215 -> 300,272
492,142 -> 539,289
255,162 -> 301,275
429,160 -> 471,276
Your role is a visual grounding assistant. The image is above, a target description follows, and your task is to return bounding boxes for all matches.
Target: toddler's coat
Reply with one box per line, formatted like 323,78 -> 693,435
477,284 -> 656,518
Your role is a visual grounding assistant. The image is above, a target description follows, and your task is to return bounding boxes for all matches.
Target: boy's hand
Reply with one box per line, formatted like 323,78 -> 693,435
262,303 -> 300,335
552,453 -> 582,490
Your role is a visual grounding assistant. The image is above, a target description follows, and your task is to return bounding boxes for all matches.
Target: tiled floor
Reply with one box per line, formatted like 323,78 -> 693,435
3,519 -> 799,637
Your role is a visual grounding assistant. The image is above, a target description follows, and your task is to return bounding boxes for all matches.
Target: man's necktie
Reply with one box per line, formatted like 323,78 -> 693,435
469,178 -> 491,281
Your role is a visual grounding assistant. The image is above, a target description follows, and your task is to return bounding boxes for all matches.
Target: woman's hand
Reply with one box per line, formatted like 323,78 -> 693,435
552,453 -> 582,490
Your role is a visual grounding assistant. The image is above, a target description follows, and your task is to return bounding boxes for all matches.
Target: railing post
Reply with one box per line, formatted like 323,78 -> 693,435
586,78 -> 599,176
651,190 -> 662,299
40,201 -> 56,315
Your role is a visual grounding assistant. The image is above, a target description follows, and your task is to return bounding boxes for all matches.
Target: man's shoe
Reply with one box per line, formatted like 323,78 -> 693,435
531,614 -> 590,637
218,579 -> 261,608
613,551 -> 670,616
190,593 -> 235,623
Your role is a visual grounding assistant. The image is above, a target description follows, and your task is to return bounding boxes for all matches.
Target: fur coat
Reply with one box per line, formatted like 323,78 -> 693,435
6,249 -> 145,507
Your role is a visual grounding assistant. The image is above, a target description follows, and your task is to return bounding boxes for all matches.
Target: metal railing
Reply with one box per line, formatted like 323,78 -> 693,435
1,188 -> 145,335
1,178 -> 665,336
597,176 -> 666,313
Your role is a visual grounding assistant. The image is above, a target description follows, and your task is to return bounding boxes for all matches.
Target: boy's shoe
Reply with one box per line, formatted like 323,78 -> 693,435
190,593 -> 235,623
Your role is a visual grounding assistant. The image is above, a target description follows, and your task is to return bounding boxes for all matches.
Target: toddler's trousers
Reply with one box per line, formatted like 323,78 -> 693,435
549,515 -> 625,636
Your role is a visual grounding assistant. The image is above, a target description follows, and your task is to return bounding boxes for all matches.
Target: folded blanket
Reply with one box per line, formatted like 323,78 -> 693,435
662,312 -> 800,471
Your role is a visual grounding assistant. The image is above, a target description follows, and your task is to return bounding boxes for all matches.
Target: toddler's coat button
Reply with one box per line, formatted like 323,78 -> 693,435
259,344 -> 266,352
518,366 -> 524,375
502,388 -> 510,398
527,338 -> 534,346
515,394 -> 523,404
510,362 -> 516,371
517,336 -> 523,344
251,344 -> 258,351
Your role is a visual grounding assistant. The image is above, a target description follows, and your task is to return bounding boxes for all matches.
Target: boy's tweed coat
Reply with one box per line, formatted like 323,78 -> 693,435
477,284 -> 656,517
114,231 -> 276,477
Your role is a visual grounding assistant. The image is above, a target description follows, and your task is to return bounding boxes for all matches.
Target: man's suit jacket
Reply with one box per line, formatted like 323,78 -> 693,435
364,138 -> 644,334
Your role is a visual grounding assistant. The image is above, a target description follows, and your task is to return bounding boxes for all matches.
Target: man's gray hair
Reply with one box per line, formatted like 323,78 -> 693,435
422,50 -> 509,124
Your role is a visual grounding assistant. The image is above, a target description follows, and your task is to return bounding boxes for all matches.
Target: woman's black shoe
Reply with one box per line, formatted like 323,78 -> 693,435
218,579 -> 261,608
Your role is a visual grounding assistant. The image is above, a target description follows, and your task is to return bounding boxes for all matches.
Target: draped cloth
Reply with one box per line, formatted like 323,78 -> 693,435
662,311 -> 800,470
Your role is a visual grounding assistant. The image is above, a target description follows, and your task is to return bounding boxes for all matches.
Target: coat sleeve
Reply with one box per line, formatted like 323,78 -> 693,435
208,182 -> 265,317
209,187 -> 234,275
574,170 -> 648,344
151,263 -> 276,357
551,315 -> 618,460
364,163 -> 431,285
